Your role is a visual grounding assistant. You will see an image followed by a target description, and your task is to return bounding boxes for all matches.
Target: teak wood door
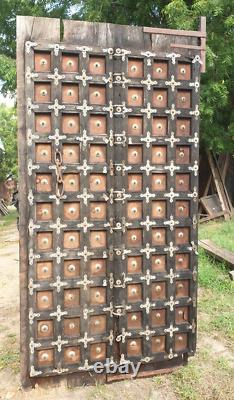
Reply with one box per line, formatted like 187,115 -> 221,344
18,16 -> 203,385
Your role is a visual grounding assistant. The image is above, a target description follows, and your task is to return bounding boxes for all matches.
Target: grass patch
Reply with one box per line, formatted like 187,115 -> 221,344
171,361 -> 201,400
199,218 -> 234,252
198,219 -> 234,342
0,208 -> 17,230
0,334 -> 20,373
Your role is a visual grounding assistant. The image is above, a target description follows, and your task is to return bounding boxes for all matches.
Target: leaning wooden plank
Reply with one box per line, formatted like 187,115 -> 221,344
198,239 -> 234,267
200,194 -> 222,216
199,211 -> 226,223
207,151 -> 230,220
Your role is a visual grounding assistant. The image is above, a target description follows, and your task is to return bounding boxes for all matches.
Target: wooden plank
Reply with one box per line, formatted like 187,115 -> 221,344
63,20 -> 151,50
17,15 -> 60,388
171,43 -> 205,50
143,26 -> 206,38
199,17 -> 206,72
199,211 -> 225,223
213,154 -> 233,213
199,239 -> 234,267
207,151 -> 230,220
200,194 -> 222,216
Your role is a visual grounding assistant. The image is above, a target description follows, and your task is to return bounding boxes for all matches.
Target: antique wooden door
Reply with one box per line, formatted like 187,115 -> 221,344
18,16 -> 205,386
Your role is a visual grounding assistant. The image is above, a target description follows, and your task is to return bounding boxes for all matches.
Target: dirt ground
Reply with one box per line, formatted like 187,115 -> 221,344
0,219 -> 233,400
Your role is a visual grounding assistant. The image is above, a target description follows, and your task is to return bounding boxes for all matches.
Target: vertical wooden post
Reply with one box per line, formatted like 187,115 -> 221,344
199,16 -> 206,73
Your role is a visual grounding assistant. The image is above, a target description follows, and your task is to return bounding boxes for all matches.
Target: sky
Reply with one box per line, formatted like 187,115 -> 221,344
0,92 -> 15,107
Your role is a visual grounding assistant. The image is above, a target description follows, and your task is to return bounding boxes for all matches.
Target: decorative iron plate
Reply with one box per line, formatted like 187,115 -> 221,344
24,41 -> 200,377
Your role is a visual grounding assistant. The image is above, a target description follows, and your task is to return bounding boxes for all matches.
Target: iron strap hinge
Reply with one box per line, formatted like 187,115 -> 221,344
109,217 -> 132,233
112,304 -> 132,317
110,160 -> 132,176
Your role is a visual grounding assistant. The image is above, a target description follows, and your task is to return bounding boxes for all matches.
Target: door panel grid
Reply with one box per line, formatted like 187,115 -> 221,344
24,42 -> 199,377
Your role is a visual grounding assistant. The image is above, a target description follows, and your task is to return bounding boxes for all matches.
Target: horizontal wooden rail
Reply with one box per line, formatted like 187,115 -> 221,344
143,26 -> 206,38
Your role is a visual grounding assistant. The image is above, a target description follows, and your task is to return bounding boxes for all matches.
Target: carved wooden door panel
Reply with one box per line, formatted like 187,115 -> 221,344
114,51 -> 199,366
19,17 -> 202,384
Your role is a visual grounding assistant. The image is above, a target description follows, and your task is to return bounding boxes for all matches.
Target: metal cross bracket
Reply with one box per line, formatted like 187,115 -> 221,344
165,132 -> 180,148
114,161 -> 132,176
50,275 -> 68,293
28,219 -> 40,236
28,308 -> 40,325
114,273 -> 132,288
164,242 -> 179,257
76,274 -> 94,290
48,43 -> 65,55
25,41 -> 38,53
116,328 -> 132,343
29,338 -> 41,354
165,268 -> 180,284
51,336 -> 68,352
140,269 -> 156,285
75,69 -> 92,86
27,98 -> 39,115
28,278 -> 40,295
139,326 -> 155,340
188,132 -> 199,148
164,215 -> 179,231
140,187 -> 155,203
48,99 -> 65,116
77,217 -> 94,233
49,129 -> 66,146
77,246 -> 94,262
164,188 -> 179,203
140,160 -> 155,176
103,72 -> 113,88
28,248 -> 40,266
77,100 -> 93,116
164,296 -> 179,311
141,102 -> 157,119
112,189 -> 131,203
76,46 -> 92,58
49,217 -> 67,234
113,73 -> 131,88
189,104 -> 200,119
112,304 -> 132,317
50,305 -> 68,322
140,215 -> 156,231
166,52 -> 181,64
114,246 -> 132,260
78,332 -> 94,348
165,75 -> 181,91
141,131 -> 157,148
141,74 -> 158,90
140,243 -> 156,259
47,68 -> 65,85
50,247 -> 67,264
77,160 -> 93,176
164,323 -> 179,337
140,297 -> 156,314
113,102 -> 132,117
114,48 -> 131,61
164,160 -> 180,176
25,66 -> 38,84
165,104 -> 181,120
110,217 -> 132,234
141,50 -> 156,65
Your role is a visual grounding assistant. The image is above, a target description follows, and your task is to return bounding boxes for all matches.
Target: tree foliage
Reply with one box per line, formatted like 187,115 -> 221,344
0,106 -> 17,181
0,0 -> 233,152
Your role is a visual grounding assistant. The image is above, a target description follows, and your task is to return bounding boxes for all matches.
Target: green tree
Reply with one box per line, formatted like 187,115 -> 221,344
0,0 -> 73,94
0,0 -> 233,152
0,106 -> 17,181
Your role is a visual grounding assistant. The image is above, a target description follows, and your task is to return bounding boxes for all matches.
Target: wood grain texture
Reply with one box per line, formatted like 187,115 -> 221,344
17,15 -> 60,387
199,239 -> 234,267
